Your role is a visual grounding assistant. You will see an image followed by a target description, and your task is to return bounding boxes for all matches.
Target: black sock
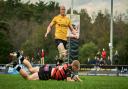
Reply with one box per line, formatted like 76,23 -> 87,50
13,61 -> 18,68
20,57 -> 24,63
16,66 -> 21,72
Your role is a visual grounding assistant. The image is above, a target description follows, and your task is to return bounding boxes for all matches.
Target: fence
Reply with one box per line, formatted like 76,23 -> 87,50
80,64 -> 128,76
0,64 -> 128,76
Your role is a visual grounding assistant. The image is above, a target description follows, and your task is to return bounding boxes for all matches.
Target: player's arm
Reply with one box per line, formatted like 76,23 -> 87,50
66,66 -> 75,82
45,17 -> 56,38
69,27 -> 79,39
67,19 -> 76,35
68,20 -> 79,39
74,75 -> 83,82
69,25 -> 79,39
69,24 -> 77,35
45,23 -> 53,38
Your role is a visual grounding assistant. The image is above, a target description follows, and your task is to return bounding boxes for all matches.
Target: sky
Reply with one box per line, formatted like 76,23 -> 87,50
22,0 -> 128,17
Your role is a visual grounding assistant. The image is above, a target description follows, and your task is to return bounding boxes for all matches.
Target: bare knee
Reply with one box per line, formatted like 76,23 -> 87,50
29,67 -> 39,73
58,43 -> 67,60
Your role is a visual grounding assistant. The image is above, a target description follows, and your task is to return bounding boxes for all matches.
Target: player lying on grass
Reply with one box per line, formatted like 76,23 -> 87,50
8,51 -> 82,82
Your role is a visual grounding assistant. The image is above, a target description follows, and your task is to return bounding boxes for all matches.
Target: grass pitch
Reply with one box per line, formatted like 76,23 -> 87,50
0,74 -> 128,89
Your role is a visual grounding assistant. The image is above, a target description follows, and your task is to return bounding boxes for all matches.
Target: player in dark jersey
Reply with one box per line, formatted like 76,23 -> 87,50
9,52 -> 82,82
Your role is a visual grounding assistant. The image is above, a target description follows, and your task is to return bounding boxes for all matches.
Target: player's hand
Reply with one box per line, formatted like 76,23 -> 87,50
73,35 -> 79,39
72,30 -> 77,35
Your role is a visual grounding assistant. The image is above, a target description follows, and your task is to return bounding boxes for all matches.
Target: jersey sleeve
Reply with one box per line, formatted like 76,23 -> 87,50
50,17 -> 56,26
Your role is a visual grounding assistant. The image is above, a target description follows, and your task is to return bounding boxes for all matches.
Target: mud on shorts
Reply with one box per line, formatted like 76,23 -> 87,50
38,64 -> 52,80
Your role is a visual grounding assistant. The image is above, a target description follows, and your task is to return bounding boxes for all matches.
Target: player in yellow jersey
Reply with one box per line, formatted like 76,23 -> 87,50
45,5 -> 77,63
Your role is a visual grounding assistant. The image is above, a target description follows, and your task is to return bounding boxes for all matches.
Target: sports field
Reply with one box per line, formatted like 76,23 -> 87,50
0,75 -> 128,89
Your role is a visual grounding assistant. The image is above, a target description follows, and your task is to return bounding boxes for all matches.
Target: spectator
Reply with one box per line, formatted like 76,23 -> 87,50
96,49 -> 101,59
95,56 -> 99,65
106,56 -> 111,65
41,49 -> 45,65
87,57 -> 90,64
101,48 -> 106,65
114,50 -> 119,65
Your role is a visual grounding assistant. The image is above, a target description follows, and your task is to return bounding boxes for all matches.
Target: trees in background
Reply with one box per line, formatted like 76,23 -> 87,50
0,21 -> 12,63
0,0 -> 128,64
0,0 -> 59,64
79,42 -> 98,63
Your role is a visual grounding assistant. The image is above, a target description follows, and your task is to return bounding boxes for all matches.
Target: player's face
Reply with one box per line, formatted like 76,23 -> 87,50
72,66 -> 79,71
60,6 -> 66,16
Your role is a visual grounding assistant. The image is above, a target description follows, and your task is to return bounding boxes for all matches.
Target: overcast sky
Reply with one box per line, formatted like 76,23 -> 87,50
22,0 -> 128,17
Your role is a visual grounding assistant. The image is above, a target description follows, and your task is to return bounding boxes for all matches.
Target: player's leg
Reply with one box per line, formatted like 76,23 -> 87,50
18,67 -> 29,79
22,58 -> 39,73
27,72 -> 39,80
58,43 -> 67,59
55,39 -> 67,61
9,52 -> 39,73
16,66 -> 39,80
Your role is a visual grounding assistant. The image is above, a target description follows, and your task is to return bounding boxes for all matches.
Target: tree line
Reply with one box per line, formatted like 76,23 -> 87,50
0,0 -> 128,64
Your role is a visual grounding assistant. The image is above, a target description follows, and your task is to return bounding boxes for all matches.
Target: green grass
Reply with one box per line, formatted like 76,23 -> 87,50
0,74 -> 128,89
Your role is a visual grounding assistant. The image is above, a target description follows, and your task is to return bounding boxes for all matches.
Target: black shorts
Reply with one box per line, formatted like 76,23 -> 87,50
55,39 -> 67,49
38,64 -> 52,80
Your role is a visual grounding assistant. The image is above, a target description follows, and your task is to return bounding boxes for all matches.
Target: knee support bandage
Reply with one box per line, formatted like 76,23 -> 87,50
57,43 -> 67,60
